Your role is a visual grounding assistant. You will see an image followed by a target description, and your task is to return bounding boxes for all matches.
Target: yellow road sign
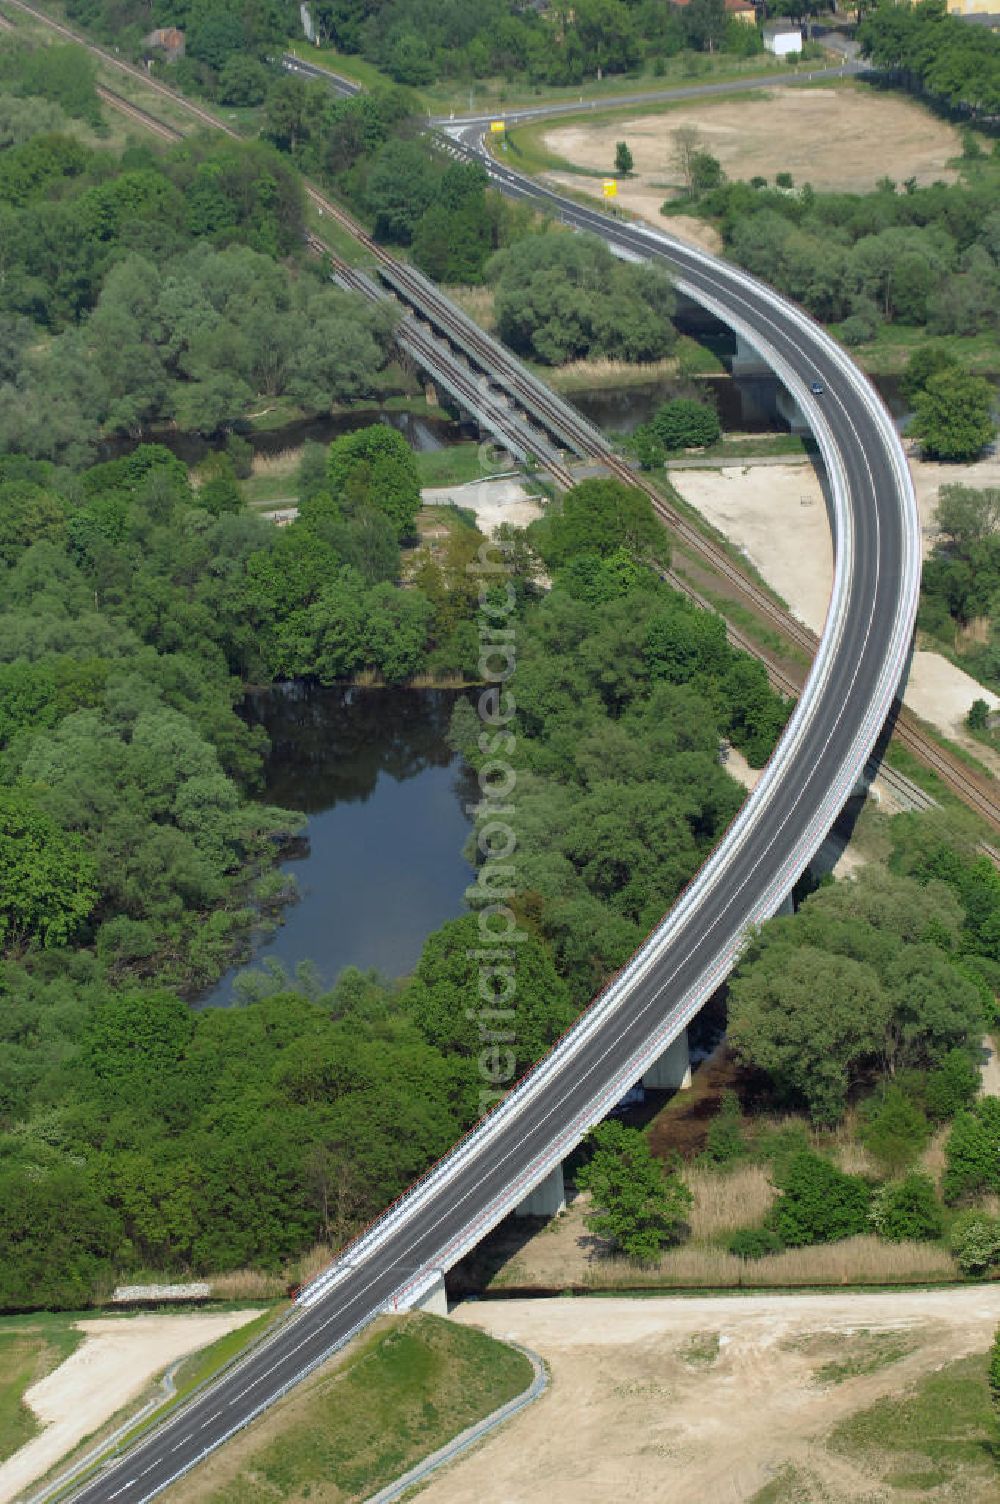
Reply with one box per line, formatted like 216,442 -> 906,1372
490,120 -> 506,134
602,179 -> 618,197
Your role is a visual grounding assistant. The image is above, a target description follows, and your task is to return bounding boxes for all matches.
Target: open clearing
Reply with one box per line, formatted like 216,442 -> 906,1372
541,86 -> 961,231
0,1310 -> 262,1504
423,1288 -> 1000,1504
670,459 -> 1000,770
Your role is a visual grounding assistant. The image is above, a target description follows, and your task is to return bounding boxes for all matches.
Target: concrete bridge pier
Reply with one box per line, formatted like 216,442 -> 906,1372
731,332 -> 771,378
641,1029 -> 691,1091
775,384 -> 810,434
515,1161 -> 566,1218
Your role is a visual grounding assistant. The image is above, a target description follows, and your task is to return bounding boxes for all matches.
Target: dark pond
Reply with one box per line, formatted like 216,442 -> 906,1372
101,405 -> 465,466
573,371 -> 912,437
198,685 -> 476,1007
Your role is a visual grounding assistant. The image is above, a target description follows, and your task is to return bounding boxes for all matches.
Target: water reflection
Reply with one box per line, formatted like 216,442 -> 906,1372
198,684 -> 476,1006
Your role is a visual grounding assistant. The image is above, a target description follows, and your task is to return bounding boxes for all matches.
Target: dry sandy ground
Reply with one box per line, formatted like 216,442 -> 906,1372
670,461 -> 1000,772
542,88 -> 961,236
911,452 -> 1000,559
423,1288 -> 1000,1504
422,477 -> 543,532
0,1311 -> 261,1504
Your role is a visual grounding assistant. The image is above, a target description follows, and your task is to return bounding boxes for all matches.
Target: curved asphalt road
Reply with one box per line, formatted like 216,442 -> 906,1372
63,136 -> 917,1504
282,50 -> 863,124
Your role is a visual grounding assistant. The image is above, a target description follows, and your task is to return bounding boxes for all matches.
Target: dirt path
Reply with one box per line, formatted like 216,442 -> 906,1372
0,1311 -> 262,1504
422,1288 -> 1000,1504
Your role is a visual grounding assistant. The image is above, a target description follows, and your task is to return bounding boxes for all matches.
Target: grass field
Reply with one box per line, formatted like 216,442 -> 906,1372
416,442 -> 498,489
849,321 -> 1000,378
826,1350 -> 1000,1498
0,1317 -> 83,1464
161,1314 -> 533,1504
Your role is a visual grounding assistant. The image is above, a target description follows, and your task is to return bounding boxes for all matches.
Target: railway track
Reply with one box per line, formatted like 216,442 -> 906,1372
8,0 -> 1000,836
94,84 -> 184,142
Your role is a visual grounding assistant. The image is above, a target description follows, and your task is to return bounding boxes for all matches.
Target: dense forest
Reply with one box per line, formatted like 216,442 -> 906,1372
0,58 -> 786,1302
63,0 -> 765,96
681,147 -> 1000,353
0,452 -> 800,1306
860,0 -> 1000,119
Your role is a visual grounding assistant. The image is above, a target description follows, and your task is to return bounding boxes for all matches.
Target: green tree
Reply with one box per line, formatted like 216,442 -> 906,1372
577,1120 -> 692,1262
690,151 -> 724,194
911,370 -> 997,462
614,140 -> 634,176
728,944 -> 889,1123
490,231 -> 676,365
901,343 -> 960,404
968,698 -> 991,732
405,914 -> 576,1115
990,1325 -> 1000,1425
0,793 -> 98,952
532,478 -> 667,569
217,55 -> 270,107
327,425 -> 421,540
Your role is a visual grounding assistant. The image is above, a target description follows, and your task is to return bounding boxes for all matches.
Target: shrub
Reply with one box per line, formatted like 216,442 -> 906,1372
858,1084 -> 930,1173
949,1211 -> 1000,1275
702,1090 -> 745,1167
771,1151 -> 871,1247
727,1226 -> 783,1259
869,1173 -> 944,1243
925,1048 -> 981,1121
967,698 -> 991,732
649,397 -> 720,452
577,1121 -> 693,1264
943,1099 -> 1000,1202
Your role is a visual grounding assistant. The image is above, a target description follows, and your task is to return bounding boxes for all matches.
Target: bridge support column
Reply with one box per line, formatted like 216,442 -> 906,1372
731,332 -> 771,378
777,891 -> 795,917
775,385 -> 810,434
641,1029 -> 691,1091
515,1162 -> 566,1218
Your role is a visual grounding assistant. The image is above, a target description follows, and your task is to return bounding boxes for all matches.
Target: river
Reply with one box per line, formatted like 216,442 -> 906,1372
199,684 -> 476,1007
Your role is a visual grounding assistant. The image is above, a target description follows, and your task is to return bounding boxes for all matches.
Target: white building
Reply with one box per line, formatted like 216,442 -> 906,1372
762,20 -> 802,55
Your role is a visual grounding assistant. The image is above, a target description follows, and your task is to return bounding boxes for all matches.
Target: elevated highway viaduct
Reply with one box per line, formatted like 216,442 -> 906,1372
63,129 -> 921,1504
0,10 -> 931,1500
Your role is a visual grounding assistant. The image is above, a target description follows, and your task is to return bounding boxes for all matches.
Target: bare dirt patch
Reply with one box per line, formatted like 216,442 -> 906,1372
670,462 -> 1000,771
422,477 -> 543,533
910,451 -> 1000,560
422,1288 -> 1000,1504
541,89 -> 961,234
0,1311 -> 263,1504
